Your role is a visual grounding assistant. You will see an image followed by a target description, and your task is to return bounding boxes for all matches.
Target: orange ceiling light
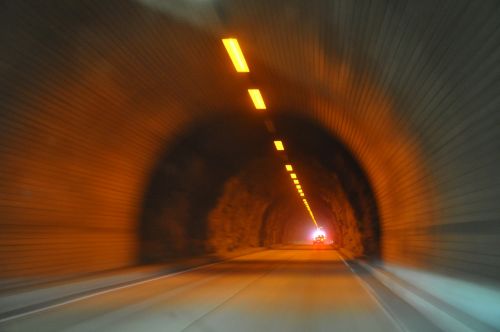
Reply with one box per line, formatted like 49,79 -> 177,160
248,89 -> 266,110
274,140 -> 285,151
222,38 -> 249,72
222,38 -> 318,229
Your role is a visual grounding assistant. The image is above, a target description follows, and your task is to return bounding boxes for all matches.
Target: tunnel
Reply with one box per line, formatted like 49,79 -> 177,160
1,1 -> 499,331
139,112 -> 379,262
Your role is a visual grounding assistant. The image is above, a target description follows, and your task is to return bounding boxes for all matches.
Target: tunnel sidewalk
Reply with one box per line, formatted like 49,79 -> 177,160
0,247 -> 266,320
351,259 -> 500,332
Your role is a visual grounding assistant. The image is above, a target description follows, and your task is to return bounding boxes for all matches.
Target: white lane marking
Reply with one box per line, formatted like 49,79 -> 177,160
336,252 -> 408,332
65,274 -> 222,332
0,254 -> 261,324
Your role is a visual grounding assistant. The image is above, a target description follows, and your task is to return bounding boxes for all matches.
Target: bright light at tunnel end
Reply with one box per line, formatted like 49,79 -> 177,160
312,228 -> 326,240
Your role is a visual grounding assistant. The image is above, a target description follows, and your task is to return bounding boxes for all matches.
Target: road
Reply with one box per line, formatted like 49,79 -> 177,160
1,247 -> 413,332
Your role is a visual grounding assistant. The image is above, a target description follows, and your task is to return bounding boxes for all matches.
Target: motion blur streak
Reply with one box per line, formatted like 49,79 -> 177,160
0,0 -> 499,331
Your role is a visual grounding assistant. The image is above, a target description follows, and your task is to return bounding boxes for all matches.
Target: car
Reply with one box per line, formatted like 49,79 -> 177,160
313,234 -> 325,245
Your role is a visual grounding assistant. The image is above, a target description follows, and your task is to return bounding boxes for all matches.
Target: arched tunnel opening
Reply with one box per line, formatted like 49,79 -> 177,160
1,0 -> 500,330
139,112 -> 380,263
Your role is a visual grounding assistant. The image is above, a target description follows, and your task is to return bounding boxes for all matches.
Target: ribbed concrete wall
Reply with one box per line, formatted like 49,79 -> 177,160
218,0 -> 500,278
1,0 -> 499,281
0,0 -> 206,278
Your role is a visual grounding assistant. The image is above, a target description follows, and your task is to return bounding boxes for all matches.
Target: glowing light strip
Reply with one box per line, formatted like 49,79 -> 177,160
221,37 -> 319,229
222,38 -> 249,72
248,89 -> 266,109
274,140 -> 284,151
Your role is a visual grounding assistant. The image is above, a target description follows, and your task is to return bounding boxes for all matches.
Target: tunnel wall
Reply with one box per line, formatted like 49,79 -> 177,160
230,0 -> 500,278
0,1 -> 222,279
206,163 -> 295,253
1,0 -> 500,283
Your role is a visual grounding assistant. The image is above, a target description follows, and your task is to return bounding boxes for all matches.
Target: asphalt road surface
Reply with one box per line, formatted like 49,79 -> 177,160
1,246 -> 427,332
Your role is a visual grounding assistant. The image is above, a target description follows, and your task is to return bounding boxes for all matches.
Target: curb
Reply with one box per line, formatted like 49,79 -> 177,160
357,261 -> 496,332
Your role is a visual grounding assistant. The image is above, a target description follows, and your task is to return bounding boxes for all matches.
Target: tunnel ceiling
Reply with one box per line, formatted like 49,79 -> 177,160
1,0 -> 499,281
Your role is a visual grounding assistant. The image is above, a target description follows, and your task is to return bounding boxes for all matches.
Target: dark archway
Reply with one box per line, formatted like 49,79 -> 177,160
139,112 -> 380,263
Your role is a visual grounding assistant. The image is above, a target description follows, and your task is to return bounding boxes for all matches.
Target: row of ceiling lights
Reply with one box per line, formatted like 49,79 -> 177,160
221,38 -> 318,228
